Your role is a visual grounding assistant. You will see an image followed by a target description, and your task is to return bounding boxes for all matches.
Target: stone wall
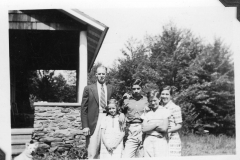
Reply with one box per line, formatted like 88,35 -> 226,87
32,105 -> 85,154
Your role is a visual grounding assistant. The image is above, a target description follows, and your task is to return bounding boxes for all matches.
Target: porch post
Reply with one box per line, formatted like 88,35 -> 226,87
77,31 -> 88,103
0,8 -> 11,159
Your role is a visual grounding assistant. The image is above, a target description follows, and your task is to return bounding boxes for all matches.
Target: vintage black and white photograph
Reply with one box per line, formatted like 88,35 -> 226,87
0,0 -> 239,160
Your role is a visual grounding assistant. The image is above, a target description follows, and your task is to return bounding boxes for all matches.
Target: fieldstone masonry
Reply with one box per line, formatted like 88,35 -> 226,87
32,105 -> 85,154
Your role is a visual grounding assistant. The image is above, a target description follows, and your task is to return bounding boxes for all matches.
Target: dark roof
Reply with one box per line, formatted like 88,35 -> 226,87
9,9 -> 109,71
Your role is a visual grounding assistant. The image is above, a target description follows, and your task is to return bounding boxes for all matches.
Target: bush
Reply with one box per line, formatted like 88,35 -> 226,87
33,146 -> 87,160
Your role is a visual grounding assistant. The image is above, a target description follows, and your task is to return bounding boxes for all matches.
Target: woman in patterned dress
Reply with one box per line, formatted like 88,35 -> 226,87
100,99 -> 125,158
160,86 -> 183,156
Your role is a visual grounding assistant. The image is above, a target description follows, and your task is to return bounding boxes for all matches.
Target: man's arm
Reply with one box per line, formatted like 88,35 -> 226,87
155,118 -> 169,132
118,94 -> 130,131
118,104 -> 128,125
141,120 -> 158,132
81,86 -> 90,136
120,93 -> 130,114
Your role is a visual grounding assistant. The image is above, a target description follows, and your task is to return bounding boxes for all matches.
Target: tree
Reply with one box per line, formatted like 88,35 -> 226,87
28,70 -> 77,102
108,38 -> 159,99
146,23 -> 203,89
28,70 -> 56,101
63,70 -> 77,85
108,23 -> 235,136
52,74 -> 77,102
175,39 -> 234,135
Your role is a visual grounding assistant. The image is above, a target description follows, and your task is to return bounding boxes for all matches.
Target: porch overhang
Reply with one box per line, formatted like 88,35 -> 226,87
9,9 -> 109,72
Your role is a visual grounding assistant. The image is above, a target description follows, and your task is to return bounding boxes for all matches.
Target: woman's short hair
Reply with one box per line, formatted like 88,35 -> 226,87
131,78 -> 142,87
106,98 -> 120,114
159,85 -> 173,95
147,90 -> 160,102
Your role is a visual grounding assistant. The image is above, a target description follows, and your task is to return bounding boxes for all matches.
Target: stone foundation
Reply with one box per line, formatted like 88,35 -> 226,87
32,105 -> 85,154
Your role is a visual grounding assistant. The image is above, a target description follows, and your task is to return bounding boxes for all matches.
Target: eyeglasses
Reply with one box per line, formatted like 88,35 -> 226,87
132,88 -> 141,90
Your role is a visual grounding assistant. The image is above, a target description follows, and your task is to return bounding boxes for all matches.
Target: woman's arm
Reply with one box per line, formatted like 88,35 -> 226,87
168,123 -> 182,133
141,120 -> 158,132
168,104 -> 182,133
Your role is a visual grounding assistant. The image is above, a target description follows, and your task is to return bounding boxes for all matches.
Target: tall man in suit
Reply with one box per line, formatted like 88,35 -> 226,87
81,66 -> 115,159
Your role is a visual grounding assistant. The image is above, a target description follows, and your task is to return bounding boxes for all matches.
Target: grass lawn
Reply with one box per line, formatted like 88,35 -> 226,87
181,134 -> 236,156
31,134 -> 235,159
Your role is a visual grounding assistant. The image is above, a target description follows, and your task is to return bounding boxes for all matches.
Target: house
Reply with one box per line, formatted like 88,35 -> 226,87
8,9 -> 108,158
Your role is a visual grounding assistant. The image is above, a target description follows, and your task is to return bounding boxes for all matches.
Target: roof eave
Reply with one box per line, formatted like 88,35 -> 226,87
59,9 -> 107,31
88,27 -> 109,72
58,9 -> 109,71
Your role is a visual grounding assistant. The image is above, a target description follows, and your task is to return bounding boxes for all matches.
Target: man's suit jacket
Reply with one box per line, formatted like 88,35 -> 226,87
81,83 -> 115,135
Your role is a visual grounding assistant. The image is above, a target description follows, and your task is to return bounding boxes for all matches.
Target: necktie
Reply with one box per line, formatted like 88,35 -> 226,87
100,84 -> 106,110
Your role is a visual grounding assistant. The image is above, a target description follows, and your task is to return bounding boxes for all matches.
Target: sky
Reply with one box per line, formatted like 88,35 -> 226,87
2,0 -> 240,68
0,1 -> 240,159
51,0 -> 240,77
79,3 -> 240,68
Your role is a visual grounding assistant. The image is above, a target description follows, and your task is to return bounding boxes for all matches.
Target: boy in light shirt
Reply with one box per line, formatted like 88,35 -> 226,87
141,90 -> 170,157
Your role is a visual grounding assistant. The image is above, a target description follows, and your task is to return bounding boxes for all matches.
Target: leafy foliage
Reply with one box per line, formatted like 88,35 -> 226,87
28,70 -> 77,102
175,39 -> 234,135
27,22 -> 235,136
107,38 -> 159,99
105,23 -> 235,136
33,145 -> 87,160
